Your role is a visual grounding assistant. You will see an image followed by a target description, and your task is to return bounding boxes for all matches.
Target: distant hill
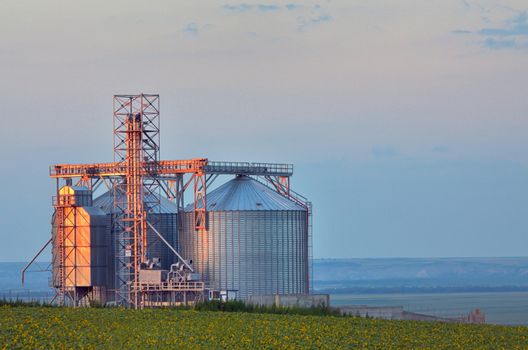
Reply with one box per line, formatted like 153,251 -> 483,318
313,257 -> 528,294
0,262 -> 51,292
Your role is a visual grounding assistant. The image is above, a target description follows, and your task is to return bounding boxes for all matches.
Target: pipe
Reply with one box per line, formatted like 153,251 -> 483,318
146,221 -> 194,272
21,238 -> 52,287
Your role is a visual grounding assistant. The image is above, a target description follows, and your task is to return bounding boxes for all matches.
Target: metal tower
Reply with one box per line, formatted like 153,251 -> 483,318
112,94 -> 161,306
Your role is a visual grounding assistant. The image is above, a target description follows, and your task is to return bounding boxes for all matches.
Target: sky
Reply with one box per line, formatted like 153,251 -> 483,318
0,0 -> 527,261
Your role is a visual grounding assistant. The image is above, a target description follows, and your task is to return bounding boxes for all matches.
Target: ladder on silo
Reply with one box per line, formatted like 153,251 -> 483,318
307,202 -> 313,294
55,205 -> 66,304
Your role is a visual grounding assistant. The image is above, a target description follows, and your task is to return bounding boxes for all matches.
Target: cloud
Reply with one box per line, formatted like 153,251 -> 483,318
223,4 -> 253,12
223,3 -> 291,13
456,11 -> 528,50
257,4 -> 280,12
478,11 -> 528,36
483,37 -> 517,49
452,29 -> 472,35
222,3 -> 332,32
371,146 -> 399,159
479,12 -> 528,49
297,13 -> 332,31
286,4 -> 303,11
296,6 -> 333,32
183,22 -> 200,35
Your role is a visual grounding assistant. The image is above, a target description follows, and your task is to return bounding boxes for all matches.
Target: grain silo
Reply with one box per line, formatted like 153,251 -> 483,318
179,175 -> 309,299
93,188 -> 178,297
51,185 -> 110,305
24,94 -> 314,308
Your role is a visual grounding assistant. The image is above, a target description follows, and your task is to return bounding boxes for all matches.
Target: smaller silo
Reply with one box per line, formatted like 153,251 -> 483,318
51,186 -> 109,304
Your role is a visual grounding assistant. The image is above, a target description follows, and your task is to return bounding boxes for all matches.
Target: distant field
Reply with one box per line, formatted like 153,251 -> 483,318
1,307 -> 527,349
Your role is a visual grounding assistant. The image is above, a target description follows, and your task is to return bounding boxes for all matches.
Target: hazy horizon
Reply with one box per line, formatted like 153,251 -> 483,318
4,255 -> 528,264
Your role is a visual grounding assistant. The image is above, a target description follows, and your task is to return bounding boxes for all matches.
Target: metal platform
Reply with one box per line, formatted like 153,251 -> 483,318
205,161 -> 293,176
50,160 -> 293,178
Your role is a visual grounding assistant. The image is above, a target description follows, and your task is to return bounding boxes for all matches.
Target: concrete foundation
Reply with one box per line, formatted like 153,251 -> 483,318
338,305 -> 483,323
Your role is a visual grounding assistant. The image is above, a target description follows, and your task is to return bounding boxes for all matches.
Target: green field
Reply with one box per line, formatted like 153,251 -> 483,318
1,306 -> 527,349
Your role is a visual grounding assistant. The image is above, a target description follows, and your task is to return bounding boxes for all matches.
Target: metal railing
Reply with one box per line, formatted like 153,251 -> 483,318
131,281 -> 205,292
50,159 -> 293,178
205,161 -> 293,176
50,159 -> 209,178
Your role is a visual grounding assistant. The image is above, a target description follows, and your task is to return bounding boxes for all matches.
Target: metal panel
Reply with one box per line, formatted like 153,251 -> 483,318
145,213 -> 177,270
94,189 -> 177,214
93,190 -> 178,292
57,186 -> 93,207
51,206 -> 109,288
180,210 -> 308,299
86,207 -> 110,287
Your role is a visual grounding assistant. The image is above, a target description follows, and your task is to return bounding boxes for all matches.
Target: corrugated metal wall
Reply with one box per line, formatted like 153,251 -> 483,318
144,213 -> 178,269
93,190 -> 178,293
51,202 -> 110,289
180,209 -> 308,299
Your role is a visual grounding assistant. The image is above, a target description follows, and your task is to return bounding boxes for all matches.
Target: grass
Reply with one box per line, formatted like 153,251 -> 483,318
0,298 -> 51,308
194,299 -> 342,316
1,305 -> 527,349
0,298 -> 341,316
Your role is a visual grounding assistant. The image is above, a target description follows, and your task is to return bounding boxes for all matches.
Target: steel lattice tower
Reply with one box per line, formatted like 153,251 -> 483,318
113,94 -> 161,307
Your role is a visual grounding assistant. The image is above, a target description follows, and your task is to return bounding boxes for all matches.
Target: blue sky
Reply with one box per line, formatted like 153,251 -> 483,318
0,0 -> 527,261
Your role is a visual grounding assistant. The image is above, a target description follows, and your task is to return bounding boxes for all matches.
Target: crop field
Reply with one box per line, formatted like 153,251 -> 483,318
1,306 -> 527,349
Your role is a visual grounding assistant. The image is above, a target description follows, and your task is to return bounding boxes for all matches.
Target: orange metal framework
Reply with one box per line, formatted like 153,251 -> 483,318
52,198 -> 99,306
36,94 -> 303,308
50,159 -> 208,178
113,94 -> 159,307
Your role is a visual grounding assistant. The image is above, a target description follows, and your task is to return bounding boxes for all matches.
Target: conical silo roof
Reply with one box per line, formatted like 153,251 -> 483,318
186,175 -> 305,211
94,189 -> 177,214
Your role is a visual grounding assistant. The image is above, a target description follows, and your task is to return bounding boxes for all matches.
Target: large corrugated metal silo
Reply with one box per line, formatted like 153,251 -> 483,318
180,175 -> 309,299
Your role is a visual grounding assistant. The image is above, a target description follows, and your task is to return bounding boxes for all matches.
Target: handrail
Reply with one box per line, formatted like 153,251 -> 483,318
50,159 -> 208,178
131,281 -> 205,292
50,159 -> 293,178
